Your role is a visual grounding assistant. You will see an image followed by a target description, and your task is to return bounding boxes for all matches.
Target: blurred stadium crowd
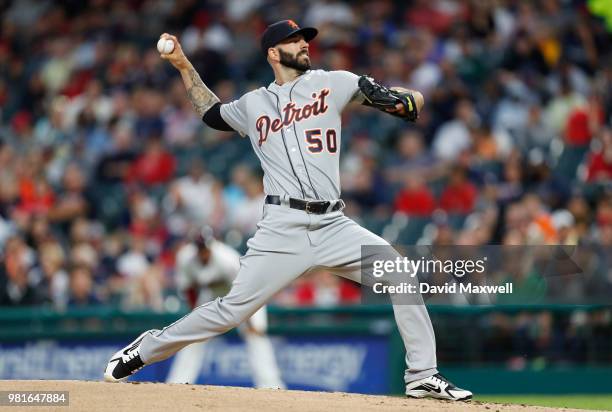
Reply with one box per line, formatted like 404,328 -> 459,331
0,0 -> 611,317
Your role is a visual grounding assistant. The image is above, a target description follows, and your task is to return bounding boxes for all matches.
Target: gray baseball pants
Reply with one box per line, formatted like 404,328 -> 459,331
139,202 -> 438,383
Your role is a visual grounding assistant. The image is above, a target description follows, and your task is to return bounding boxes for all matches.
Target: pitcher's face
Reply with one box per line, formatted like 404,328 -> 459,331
275,34 -> 310,72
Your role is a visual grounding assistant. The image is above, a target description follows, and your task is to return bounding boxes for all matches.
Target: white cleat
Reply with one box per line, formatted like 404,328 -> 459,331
103,330 -> 151,382
406,373 -> 472,401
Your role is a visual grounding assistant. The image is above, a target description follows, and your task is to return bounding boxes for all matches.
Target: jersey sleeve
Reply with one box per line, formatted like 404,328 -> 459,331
220,94 -> 249,137
328,70 -> 360,110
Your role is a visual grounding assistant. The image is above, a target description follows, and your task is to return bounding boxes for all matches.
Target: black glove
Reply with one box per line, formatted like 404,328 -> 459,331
358,75 -> 418,122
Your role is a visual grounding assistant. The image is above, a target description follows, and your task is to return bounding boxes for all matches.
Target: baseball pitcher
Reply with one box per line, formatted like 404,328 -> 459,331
105,20 -> 472,401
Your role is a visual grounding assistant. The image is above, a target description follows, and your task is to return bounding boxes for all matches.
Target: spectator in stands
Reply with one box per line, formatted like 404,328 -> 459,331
432,99 -> 479,161
431,223 -> 455,246
495,154 -> 524,205
274,269 -> 360,307
29,240 -> 69,309
524,193 -> 556,244
566,195 -> 591,240
165,159 -> 224,234
162,79 -> 204,146
127,189 -> 168,256
0,236 -> 40,306
227,171 -> 266,236
516,105 -> 556,153
386,129 -> 439,183
95,122 -> 138,184
544,75 -> 586,136
223,164 -> 251,216
595,194 -> 612,233
17,174 -> 55,217
294,269 -> 360,307
67,265 -> 101,307
48,163 -> 90,230
551,209 -> 578,245
342,160 -> 389,214
27,214 -> 55,249
439,166 -> 478,214
585,127 -> 612,182
394,175 -> 436,216
70,242 -> 99,273
472,124 -> 513,161
126,134 -> 176,186
116,235 -> 164,310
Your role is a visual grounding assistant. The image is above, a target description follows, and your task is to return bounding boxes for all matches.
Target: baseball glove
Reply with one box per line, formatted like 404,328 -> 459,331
358,75 -> 418,122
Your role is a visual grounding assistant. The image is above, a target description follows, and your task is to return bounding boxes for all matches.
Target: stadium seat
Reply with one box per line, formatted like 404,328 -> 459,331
358,214 -> 389,235
396,217 -> 431,245
447,214 -> 467,230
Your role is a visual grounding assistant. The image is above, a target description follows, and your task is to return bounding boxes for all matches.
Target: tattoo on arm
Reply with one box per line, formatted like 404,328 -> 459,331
183,66 -> 220,118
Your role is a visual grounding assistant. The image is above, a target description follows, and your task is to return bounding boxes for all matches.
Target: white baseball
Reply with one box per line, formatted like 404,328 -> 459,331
157,38 -> 175,54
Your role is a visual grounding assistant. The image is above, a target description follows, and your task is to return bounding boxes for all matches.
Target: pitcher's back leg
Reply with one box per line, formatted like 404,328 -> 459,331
312,213 -> 438,383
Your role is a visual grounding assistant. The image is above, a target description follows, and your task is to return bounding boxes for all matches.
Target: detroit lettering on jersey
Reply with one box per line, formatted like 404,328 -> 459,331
219,69 -> 360,200
256,88 -> 330,146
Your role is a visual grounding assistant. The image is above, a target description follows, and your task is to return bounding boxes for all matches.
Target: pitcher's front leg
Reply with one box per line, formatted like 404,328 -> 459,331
105,206 -> 313,381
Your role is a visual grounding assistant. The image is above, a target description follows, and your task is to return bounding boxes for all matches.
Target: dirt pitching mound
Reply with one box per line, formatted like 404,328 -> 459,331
0,380 -> 593,412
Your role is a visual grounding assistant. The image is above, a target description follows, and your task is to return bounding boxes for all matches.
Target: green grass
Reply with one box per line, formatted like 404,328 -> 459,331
477,395 -> 612,411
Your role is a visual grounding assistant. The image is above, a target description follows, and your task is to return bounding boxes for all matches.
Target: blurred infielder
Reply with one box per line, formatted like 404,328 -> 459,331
166,228 -> 284,388
105,20 -> 472,401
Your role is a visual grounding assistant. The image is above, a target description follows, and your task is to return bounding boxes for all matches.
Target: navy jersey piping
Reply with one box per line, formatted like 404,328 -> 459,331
265,88 -> 307,199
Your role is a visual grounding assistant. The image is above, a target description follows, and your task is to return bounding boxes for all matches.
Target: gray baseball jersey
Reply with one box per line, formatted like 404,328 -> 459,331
136,69 -> 439,387
220,70 -> 359,200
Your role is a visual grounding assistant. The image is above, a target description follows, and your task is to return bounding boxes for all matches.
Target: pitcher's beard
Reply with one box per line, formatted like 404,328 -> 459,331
279,49 -> 311,72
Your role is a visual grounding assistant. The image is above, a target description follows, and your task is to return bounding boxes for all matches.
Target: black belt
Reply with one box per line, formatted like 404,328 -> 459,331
265,195 -> 345,214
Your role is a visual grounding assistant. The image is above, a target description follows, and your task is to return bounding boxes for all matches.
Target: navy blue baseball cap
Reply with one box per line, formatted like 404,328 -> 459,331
260,20 -> 318,56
